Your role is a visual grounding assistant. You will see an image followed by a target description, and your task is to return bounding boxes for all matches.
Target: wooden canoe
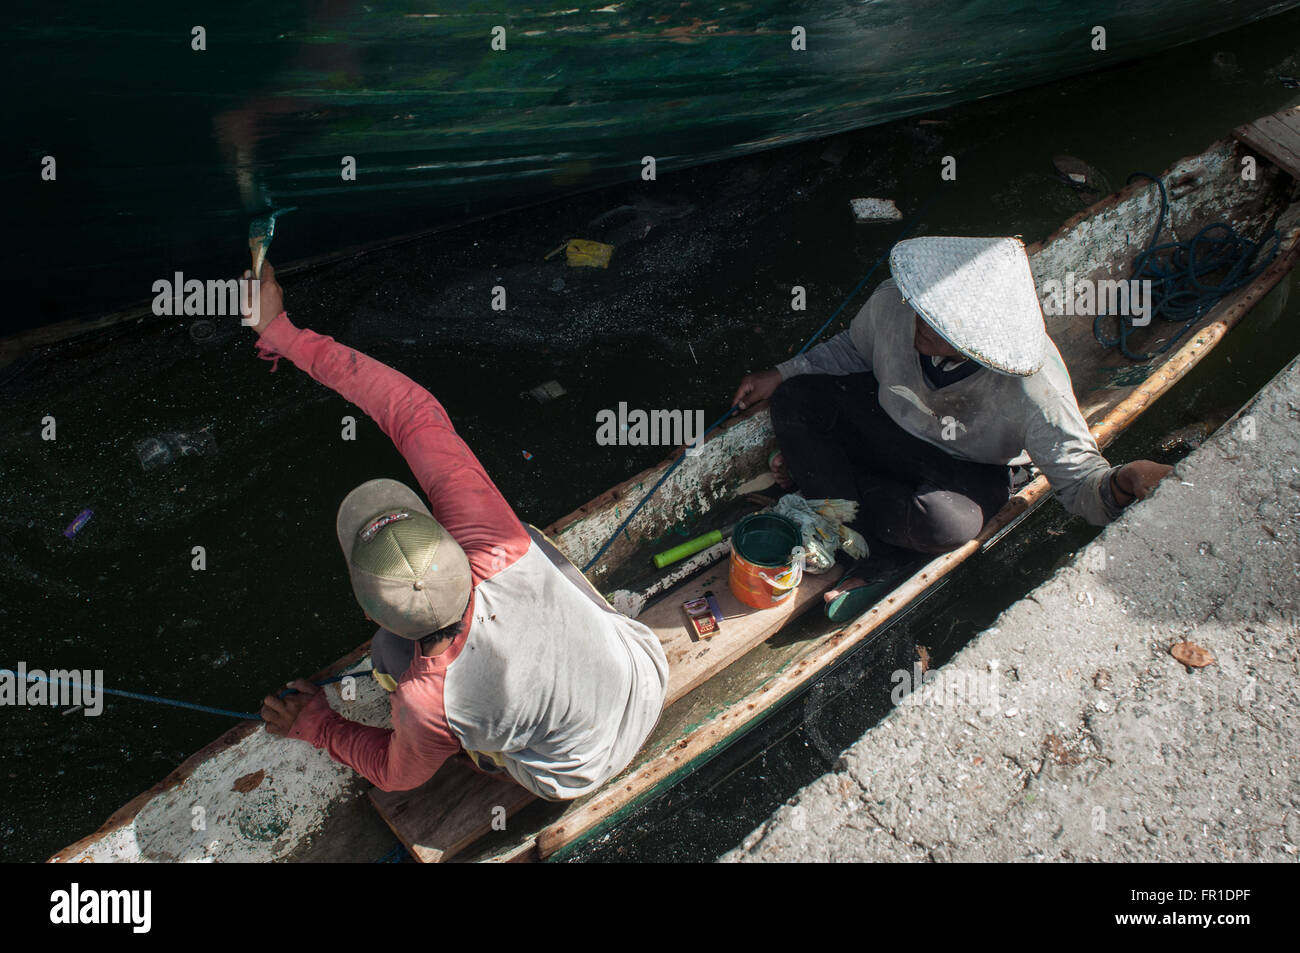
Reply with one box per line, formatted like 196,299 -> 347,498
50,113 -> 1300,864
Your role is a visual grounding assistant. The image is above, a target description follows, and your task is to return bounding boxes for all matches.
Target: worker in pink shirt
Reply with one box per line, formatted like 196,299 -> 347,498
248,264 -> 669,800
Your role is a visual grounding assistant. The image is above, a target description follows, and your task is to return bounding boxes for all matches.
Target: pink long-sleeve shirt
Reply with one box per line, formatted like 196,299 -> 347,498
257,313 -> 669,799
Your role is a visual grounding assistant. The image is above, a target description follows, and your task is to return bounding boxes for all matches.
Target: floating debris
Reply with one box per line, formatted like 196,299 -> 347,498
564,238 -> 614,268
588,195 -> 695,244
1210,50 -> 1242,79
189,319 -> 216,344
1051,154 -> 1108,205
62,509 -> 93,540
522,380 -> 567,403
134,429 -> 216,471
849,197 -> 902,223
188,318 -> 240,347
1160,422 -> 1212,452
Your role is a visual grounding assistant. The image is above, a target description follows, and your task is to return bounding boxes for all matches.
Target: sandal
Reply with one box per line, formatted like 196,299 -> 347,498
824,578 -> 892,624
822,553 -> 918,624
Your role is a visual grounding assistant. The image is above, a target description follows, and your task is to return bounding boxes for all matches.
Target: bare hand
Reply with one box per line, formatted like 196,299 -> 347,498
261,678 -> 320,735
730,368 -> 783,411
240,261 -> 285,337
1115,460 -> 1173,502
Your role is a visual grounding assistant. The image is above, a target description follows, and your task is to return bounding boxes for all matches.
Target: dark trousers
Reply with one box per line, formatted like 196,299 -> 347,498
769,373 -> 1012,555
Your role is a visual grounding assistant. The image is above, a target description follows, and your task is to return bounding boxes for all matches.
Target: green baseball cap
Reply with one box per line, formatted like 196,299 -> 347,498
335,478 -> 472,639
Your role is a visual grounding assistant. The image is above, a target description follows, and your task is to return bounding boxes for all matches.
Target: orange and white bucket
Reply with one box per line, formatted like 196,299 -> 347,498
728,513 -> 805,609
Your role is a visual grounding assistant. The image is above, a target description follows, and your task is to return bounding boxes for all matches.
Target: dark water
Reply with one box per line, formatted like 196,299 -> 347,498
2,9 -> 1300,863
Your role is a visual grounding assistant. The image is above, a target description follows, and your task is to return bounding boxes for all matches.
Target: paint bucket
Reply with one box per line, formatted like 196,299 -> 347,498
728,513 -> 805,609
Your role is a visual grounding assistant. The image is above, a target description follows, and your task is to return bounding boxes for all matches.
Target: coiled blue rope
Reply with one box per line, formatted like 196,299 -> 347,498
1094,172 -> 1280,362
0,667 -> 373,721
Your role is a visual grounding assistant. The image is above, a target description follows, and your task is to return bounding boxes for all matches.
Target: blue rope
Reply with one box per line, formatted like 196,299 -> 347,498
1094,172 -> 1280,362
581,200 -> 935,573
0,667 -> 373,721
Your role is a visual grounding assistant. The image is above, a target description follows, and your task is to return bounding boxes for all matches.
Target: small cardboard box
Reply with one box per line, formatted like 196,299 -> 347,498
683,590 -> 723,639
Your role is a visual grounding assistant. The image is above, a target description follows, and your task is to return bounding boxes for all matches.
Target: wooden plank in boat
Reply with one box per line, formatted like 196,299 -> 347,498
640,560 -> 839,703
368,564 -> 838,862
368,758 -> 535,864
1234,106 -> 1300,179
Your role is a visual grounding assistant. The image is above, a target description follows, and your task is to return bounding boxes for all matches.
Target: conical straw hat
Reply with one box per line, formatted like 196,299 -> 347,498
889,236 -> 1049,376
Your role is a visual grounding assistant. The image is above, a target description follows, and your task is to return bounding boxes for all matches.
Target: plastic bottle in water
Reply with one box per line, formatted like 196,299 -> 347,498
134,429 -> 217,472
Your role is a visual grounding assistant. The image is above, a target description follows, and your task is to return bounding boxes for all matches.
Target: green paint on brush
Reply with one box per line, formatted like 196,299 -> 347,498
248,207 -> 297,279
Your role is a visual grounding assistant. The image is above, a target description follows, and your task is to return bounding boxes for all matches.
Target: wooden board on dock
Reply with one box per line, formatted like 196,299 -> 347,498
1234,106 -> 1300,179
367,565 -> 838,862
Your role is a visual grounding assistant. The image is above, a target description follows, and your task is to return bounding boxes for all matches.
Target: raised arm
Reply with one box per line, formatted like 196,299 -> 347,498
244,264 -> 529,574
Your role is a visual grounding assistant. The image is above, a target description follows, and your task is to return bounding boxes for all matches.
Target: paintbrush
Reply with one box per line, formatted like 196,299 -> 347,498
248,207 -> 297,279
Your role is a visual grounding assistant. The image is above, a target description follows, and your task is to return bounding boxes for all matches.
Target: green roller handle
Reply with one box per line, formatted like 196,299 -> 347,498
654,529 -> 724,569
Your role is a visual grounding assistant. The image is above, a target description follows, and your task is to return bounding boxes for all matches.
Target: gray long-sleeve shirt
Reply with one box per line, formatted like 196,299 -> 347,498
776,278 -> 1125,525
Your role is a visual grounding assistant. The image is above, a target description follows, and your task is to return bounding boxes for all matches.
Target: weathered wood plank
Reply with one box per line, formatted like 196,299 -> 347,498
1234,106 -> 1300,179
368,759 -> 535,864
642,562 -> 839,703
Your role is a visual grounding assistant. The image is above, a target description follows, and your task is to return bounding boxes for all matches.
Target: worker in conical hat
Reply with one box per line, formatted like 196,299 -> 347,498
731,237 -> 1172,620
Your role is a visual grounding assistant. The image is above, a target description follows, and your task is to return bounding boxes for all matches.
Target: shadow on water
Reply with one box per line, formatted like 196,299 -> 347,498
1,9 -> 1299,862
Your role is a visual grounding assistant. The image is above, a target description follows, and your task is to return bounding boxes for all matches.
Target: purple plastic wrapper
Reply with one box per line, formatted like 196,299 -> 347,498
63,508 -> 93,539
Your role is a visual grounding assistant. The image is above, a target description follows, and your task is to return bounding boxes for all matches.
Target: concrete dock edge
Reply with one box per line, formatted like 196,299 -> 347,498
723,353 -> 1300,863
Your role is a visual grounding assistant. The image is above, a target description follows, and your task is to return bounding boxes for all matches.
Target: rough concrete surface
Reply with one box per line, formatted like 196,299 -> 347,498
723,355 -> 1300,863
